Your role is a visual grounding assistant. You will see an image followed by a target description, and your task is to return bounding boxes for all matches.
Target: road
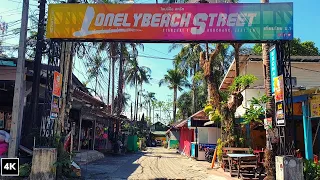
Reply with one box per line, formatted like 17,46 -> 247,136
81,147 -> 233,180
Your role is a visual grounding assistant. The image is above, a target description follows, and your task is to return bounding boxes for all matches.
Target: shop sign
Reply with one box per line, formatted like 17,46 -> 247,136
40,116 -> 55,137
53,71 -> 62,97
46,3 -> 293,41
50,96 -> 60,119
264,117 -> 272,130
274,75 -> 284,102
310,95 -> 320,118
269,46 -> 278,94
275,101 -> 285,126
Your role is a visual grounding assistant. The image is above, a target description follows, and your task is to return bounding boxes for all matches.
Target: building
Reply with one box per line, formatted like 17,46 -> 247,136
219,55 -> 320,158
0,57 -> 124,154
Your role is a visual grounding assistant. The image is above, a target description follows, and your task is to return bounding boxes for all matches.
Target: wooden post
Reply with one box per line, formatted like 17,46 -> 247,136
8,0 -> 29,158
57,42 -> 72,136
93,119 -> 96,150
78,109 -> 82,151
211,148 -> 217,168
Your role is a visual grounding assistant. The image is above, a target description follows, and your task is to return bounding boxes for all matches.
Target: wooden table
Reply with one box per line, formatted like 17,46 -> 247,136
227,154 -> 256,178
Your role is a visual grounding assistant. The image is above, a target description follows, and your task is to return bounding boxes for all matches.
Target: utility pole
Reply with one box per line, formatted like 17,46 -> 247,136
57,42 -> 72,136
8,0 -> 29,158
30,0 -> 46,129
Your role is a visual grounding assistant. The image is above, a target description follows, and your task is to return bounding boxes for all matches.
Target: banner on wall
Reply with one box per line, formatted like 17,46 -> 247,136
269,46 -> 278,94
310,95 -> 320,118
274,75 -> 284,102
53,71 -> 62,97
46,3 -> 293,41
50,96 -> 60,119
275,101 -> 285,126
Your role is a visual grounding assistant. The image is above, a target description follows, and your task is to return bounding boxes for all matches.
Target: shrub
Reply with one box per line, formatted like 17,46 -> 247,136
19,163 -> 31,177
304,159 -> 320,180
216,138 -> 225,162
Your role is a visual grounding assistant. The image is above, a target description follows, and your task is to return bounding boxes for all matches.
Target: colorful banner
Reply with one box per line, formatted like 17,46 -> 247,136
53,71 -> 62,97
274,75 -> 284,102
46,3 -> 293,41
269,46 -> 278,94
310,95 -> 320,118
50,96 -> 60,119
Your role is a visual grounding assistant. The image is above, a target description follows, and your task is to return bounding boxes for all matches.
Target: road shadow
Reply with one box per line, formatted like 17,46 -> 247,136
81,151 -> 145,179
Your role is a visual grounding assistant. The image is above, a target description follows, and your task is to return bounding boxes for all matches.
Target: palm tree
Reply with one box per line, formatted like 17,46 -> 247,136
260,0 -> 274,178
85,54 -> 108,95
144,92 -> 156,120
159,68 -> 190,122
171,43 -> 203,114
125,57 -> 151,121
114,93 -> 131,114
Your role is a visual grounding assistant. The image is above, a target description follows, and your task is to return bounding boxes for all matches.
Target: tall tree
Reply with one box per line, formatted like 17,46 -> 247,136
171,43 -> 203,114
252,38 -> 320,56
125,57 -> 151,121
159,68 -> 190,122
85,54 -> 107,96
144,92 -> 156,120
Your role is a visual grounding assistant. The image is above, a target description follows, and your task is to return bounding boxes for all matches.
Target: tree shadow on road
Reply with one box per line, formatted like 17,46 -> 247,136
81,151 -> 146,180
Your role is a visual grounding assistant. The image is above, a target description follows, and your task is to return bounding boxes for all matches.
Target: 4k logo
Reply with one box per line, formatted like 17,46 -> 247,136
1,158 -> 19,176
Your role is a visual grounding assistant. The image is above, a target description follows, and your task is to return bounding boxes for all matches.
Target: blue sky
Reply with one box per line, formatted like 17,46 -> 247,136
1,0 -> 320,123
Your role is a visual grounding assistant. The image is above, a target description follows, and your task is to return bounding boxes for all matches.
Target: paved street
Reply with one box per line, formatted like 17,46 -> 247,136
81,147 -> 233,180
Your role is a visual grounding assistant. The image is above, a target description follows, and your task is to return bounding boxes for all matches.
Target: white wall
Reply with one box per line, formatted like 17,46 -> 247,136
235,61 -> 320,117
197,127 -> 208,143
208,127 -> 221,144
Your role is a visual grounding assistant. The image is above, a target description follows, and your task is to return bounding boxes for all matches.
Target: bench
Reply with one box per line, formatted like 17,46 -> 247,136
237,156 -> 258,178
222,147 -> 250,172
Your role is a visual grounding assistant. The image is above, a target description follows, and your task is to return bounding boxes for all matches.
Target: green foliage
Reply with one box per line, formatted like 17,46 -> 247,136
177,92 -> 193,119
304,159 -> 320,180
252,38 -> 320,56
228,74 -> 257,93
19,163 -> 31,177
125,57 -> 151,87
242,94 -> 272,125
204,105 -> 221,122
159,68 -> 190,91
217,138 -> 225,162
53,135 -> 75,178
252,43 -> 263,55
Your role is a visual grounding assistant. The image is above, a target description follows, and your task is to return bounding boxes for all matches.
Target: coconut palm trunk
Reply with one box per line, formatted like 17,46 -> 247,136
173,86 -> 178,122
95,75 -> 98,96
111,58 -> 115,114
107,60 -> 111,106
192,65 -> 197,114
134,80 -> 138,121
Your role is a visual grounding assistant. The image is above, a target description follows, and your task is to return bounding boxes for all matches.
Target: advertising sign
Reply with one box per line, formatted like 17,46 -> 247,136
53,71 -> 63,97
264,117 -> 272,130
274,75 -> 284,102
310,95 -> 320,118
275,101 -> 285,126
46,3 -> 293,41
50,96 -> 60,119
269,46 -> 278,94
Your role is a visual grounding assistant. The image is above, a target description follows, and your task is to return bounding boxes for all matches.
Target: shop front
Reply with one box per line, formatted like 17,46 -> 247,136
187,110 -> 221,161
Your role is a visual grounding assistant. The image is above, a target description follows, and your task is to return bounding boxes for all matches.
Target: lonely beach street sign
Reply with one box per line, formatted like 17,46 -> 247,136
46,3 -> 293,41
